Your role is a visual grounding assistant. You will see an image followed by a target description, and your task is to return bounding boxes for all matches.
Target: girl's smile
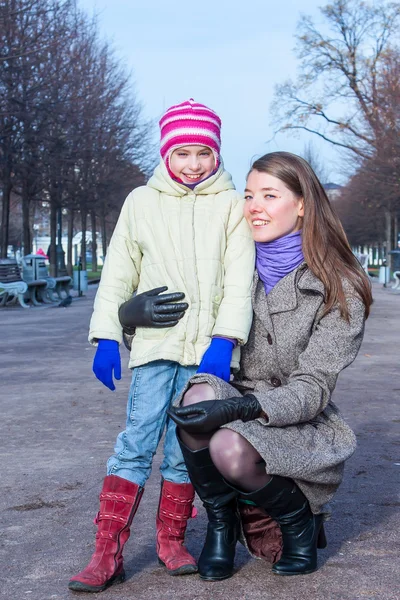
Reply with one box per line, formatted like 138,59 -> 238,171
169,145 -> 215,184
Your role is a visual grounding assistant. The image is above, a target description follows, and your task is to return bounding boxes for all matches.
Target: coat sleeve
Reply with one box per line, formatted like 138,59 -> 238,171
212,196 -> 255,345
88,191 -> 142,345
255,294 -> 366,426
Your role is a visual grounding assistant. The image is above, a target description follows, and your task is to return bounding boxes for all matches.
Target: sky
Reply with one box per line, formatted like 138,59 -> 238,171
77,0 -> 344,190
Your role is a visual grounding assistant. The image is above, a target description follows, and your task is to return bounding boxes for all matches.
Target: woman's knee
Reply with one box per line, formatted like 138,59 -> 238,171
209,429 -> 253,481
182,383 -> 216,406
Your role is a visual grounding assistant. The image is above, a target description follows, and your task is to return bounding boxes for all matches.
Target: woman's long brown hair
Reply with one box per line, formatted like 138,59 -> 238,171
250,152 -> 373,319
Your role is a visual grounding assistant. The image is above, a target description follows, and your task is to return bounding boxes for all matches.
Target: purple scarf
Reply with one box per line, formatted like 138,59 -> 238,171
255,230 -> 304,295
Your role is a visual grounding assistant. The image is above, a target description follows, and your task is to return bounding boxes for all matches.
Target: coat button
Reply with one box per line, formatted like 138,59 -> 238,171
267,333 -> 273,345
271,377 -> 281,387
214,295 -> 220,302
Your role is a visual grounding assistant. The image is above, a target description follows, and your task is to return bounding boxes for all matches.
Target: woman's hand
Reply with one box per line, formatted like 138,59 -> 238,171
118,286 -> 188,331
167,394 -> 262,433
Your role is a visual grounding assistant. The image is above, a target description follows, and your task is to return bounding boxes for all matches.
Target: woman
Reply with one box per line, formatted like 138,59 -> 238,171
120,152 -> 372,582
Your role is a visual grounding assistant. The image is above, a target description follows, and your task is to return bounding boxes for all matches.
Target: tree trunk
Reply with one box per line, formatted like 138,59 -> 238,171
377,241 -> 383,264
30,201 -> 37,253
49,200 -> 57,276
21,181 -> 32,256
0,178 -> 12,258
101,210 -> 107,258
384,209 -> 392,271
90,209 -> 98,272
393,212 -> 398,250
67,208 -> 74,276
81,209 -> 87,271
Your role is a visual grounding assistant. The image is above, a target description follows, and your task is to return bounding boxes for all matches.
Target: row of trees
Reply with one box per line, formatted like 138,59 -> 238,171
0,0 -> 154,274
273,0 -> 400,264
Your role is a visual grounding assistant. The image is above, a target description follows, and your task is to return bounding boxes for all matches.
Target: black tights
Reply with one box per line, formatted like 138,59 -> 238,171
179,383 -> 271,492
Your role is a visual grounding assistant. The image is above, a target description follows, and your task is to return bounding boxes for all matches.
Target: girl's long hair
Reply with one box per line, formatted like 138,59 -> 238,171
250,152 -> 373,319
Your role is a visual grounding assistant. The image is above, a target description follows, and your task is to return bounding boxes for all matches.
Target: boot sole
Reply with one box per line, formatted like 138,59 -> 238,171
272,566 -> 318,576
157,558 -> 198,576
68,570 -> 125,593
199,571 -> 235,582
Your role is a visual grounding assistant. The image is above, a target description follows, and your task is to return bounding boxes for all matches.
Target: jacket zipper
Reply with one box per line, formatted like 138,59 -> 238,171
191,196 -> 201,356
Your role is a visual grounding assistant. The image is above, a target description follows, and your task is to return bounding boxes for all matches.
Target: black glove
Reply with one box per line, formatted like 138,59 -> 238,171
118,286 -> 188,332
167,394 -> 262,433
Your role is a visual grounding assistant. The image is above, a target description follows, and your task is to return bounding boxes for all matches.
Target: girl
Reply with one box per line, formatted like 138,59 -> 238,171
68,100 -> 255,592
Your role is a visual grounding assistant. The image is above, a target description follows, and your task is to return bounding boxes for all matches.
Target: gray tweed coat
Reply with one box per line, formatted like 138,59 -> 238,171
179,263 -> 366,515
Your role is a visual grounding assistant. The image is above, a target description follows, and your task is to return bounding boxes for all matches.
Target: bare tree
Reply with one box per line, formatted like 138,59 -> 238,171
337,50 -> 400,250
68,32 -> 152,270
272,0 -> 400,263
301,141 -> 330,183
0,0 -> 74,257
273,0 -> 400,156
336,168 -> 387,247
0,0 -> 153,270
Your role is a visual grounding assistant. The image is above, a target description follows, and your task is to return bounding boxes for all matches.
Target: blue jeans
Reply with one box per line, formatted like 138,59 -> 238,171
107,360 -> 197,487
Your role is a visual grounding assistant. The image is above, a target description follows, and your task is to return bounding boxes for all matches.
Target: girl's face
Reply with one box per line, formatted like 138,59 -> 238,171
244,170 -> 304,243
169,145 -> 215,184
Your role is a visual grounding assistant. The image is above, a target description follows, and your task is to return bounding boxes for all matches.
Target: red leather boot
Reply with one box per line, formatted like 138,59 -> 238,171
68,475 -> 143,593
156,480 -> 198,575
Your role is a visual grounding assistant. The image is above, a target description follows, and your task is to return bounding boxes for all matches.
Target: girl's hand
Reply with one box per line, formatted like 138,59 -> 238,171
93,339 -> 121,391
197,338 -> 234,382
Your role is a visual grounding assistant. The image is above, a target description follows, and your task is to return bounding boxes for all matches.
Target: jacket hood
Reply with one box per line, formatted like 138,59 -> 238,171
147,159 -> 236,197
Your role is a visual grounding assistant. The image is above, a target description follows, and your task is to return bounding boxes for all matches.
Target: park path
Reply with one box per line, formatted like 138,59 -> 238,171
0,281 -> 399,600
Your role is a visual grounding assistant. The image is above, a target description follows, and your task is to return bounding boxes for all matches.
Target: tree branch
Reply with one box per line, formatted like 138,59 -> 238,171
274,124 -> 371,159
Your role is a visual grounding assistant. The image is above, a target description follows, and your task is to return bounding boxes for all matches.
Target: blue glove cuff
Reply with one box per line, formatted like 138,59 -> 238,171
98,339 -> 119,350
210,337 -> 235,350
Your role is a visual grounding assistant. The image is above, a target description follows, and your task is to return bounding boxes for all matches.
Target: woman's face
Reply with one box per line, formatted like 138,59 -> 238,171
244,170 -> 304,243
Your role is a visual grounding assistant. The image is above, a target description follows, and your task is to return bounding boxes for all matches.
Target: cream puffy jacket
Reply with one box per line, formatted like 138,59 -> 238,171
89,161 -> 255,369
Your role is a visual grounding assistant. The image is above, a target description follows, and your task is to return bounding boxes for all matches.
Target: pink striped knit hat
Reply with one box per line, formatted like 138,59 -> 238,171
159,99 -> 222,178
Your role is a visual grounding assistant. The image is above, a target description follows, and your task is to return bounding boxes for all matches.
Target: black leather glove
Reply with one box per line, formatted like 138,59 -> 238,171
167,394 -> 262,433
118,286 -> 188,332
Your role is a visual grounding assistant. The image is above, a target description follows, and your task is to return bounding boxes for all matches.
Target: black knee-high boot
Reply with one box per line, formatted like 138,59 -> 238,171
178,437 -> 239,581
236,476 -> 327,576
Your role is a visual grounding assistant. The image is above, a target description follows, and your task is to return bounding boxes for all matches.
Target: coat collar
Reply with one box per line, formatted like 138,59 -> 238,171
297,265 -> 326,297
252,263 -> 325,316
146,160 -> 235,197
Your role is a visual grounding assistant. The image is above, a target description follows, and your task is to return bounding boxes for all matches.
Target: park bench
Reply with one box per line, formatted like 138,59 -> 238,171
0,260 -> 28,308
22,255 -> 72,301
0,258 -> 48,308
22,266 -> 54,304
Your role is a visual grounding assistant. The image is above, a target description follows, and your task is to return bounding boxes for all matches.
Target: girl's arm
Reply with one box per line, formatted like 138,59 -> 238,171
212,196 -> 255,344
89,192 -> 142,345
